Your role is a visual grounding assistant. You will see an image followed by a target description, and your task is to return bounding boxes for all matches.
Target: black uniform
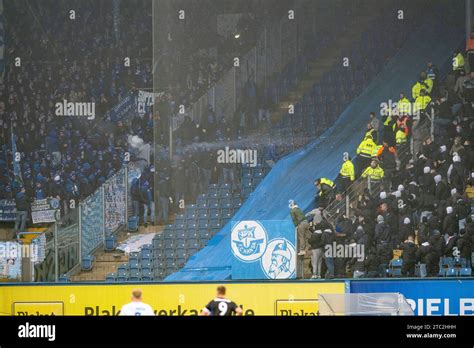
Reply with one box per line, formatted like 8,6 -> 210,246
204,298 -> 239,316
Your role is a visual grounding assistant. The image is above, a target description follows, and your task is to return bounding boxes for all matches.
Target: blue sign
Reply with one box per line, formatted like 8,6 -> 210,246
105,92 -> 137,123
350,279 -> 474,316
231,220 -> 296,280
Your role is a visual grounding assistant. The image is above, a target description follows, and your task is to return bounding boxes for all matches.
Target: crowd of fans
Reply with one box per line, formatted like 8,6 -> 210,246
0,0 -> 151,221
0,0 -> 284,232
293,53 -> 474,279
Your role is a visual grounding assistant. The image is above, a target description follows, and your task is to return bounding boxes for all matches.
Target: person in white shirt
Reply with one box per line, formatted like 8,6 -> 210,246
119,289 -> 155,316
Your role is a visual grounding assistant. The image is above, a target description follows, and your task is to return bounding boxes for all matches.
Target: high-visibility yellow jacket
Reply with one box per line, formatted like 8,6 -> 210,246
397,97 -> 411,115
396,129 -> 408,144
412,81 -> 429,99
357,136 -> 377,158
320,178 -> 334,187
361,165 -> 384,181
318,178 -> 335,197
383,115 -> 392,126
423,78 -> 433,94
340,160 -> 355,181
453,53 -> 465,71
414,95 -> 431,112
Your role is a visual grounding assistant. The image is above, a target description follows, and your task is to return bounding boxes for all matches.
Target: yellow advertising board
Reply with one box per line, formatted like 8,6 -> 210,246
0,281 -> 344,316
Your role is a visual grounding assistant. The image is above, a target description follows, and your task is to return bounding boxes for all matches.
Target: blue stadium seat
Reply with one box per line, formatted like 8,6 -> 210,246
188,230 -> 199,238
128,258 -> 140,270
176,238 -> 186,249
140,260 -> 153,272
442,257 -> 454,268
446,268 -> 457,277
459,267 -> 472,277
187,238 -> 199,249
197,195 -> 208,208
140,249 -> 152,261
128,269 -> 141,281
175,221 -> 186,230
117,263 -> 129,276
176,229 -> 186,239
208,198 -> 219,208
220,198 -> 231,207
242,177 -> 252,187
198,219 -> 209,229
164,228 -> 175,239
454,258 -> 468,268
141,270 -> 153,281
153,238 -> 165,250
105,273 -> 116,282
176,249 -> 187,260
231,196 -> 241,205
104,235 -> 117,251
116,273 -> 128,282
198,209 -> 209,219
153,268 -> 165,280
153,259 -> 165,269
186,221 -> 197,230
209,209 -> 220,219
141,244 -> 152,252
164,239 -> 176,249
153,249 -> 165,259
81,256 -> 94,271
199,229 -> 210,239
210,219 -> 221,229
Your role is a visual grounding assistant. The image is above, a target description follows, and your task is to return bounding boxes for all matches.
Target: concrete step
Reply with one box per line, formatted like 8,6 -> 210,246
95,253 -> 128,263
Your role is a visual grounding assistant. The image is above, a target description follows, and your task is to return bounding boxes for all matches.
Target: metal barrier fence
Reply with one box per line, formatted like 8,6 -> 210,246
35,163 -> 142,282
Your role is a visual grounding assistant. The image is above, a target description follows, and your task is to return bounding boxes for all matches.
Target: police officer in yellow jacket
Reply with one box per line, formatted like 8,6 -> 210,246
356,134 -> 377,177
420,72 -> 433,95
314,177 -> 335,208
453,50 -> 464,79
337,152 -> 355,192
414,89 -> 431,114
412,77 -> 430,100
397,92 -> 411,116
361,159 -> 385,183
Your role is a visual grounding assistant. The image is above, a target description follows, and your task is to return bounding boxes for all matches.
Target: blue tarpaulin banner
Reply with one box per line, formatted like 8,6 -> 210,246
105,92 -> 137,123
231,220 -> 296,280
350,279 -> 474,316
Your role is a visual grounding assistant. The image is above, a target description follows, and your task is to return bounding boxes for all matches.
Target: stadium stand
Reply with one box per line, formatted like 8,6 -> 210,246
167,0 -> 468,281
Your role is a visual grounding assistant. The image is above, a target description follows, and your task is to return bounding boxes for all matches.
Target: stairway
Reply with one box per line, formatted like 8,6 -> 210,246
271,9 -> 383,124
71,225 -> 162,282
71,251 -> 128,282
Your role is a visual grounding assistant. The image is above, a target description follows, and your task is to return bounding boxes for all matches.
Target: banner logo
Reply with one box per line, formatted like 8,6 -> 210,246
261,238 -> 296,279
231,221 -> 267,262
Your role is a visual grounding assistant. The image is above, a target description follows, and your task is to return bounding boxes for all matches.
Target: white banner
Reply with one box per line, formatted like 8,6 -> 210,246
31,199 -> 60,224
137,90 -> 166,115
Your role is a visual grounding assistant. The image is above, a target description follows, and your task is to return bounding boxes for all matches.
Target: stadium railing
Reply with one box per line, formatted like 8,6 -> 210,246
323,111 -> 430,226
34,162 -> 141,282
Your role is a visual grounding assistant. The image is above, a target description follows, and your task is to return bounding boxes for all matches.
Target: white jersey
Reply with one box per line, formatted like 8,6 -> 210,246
119,301 -> 155,316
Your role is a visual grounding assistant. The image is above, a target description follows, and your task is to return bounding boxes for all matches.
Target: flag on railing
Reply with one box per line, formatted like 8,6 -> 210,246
11,128 -> 22,184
